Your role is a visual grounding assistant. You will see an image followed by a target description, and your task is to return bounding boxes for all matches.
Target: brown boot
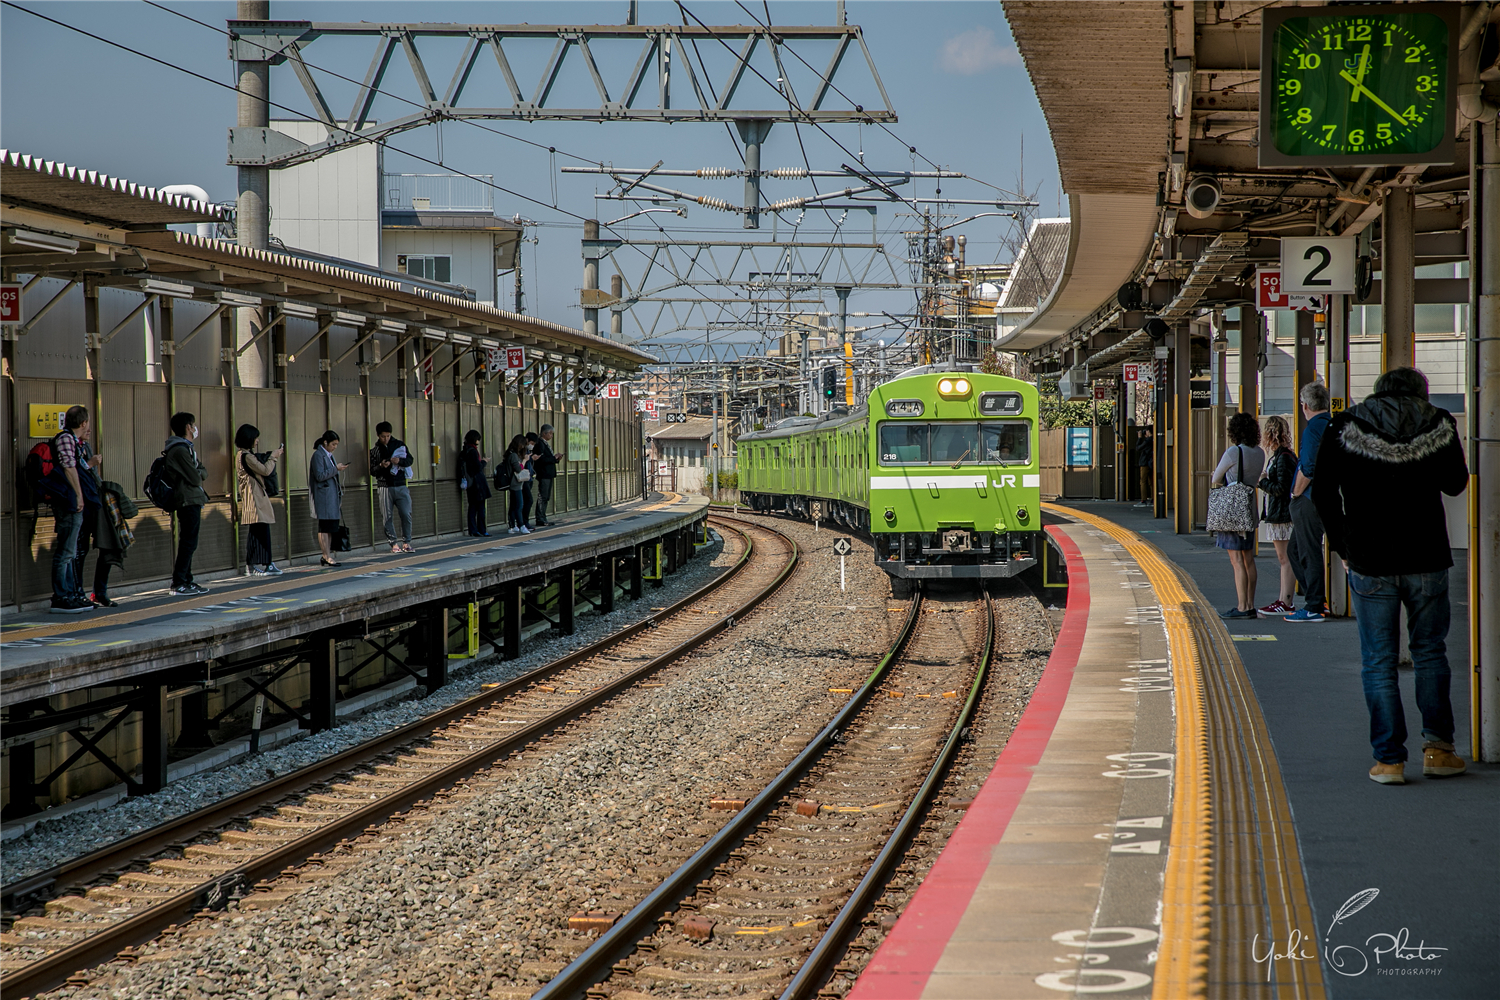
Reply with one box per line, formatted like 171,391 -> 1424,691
1368,761 -> 1406,785
1422,746 -> 1466,777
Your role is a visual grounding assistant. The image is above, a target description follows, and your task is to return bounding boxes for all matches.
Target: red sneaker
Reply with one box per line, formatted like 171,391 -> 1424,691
1257,600 -> 1292,618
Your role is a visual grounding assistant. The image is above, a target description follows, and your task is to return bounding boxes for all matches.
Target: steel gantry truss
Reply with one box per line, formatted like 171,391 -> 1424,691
225,19 -> 897,169
586,236 -> 909,354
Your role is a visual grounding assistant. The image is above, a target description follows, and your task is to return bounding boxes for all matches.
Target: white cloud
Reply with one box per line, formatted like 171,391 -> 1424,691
939,26 -> 1020,76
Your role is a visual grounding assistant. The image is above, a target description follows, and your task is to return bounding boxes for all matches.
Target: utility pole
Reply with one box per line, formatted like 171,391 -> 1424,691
610,273 -> 623,340
234,0 -> 271,250
582,219 -> 600,337
837,285 -> 853,407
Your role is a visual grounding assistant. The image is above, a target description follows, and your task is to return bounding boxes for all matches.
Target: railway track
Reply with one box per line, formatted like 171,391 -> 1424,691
0,516 -> 796,999
535,586 -> 995,1000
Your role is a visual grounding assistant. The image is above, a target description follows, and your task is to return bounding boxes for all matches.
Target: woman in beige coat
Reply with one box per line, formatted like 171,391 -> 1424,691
236,423 -> 285,576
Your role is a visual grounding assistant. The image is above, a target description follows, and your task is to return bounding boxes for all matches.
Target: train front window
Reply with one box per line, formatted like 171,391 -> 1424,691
879,424 -> 928,464
930,423 -> 980,465
982,421 -> 1031,464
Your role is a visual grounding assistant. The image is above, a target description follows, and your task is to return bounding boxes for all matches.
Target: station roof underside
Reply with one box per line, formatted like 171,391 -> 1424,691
998,1 -> 1168,353
996,1 -> 1496,373
1,148 -> 654,370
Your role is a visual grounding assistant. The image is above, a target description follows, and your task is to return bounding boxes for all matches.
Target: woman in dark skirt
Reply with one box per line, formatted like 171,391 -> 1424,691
1212,412 -> 1266,619
462,429 -> 491,536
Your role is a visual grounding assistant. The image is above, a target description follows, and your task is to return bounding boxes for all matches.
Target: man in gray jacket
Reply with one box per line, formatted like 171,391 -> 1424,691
166,411 -> 210,595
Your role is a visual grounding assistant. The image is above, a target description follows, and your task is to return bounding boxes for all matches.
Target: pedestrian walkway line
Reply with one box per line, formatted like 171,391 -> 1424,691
2,495 -> 688,643
1047,503 -> 1326,1000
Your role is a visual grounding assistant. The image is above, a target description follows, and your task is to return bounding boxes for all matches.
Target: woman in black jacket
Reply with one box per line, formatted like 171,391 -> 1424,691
1256,415 -> 1297,617
462,430 -> 491,536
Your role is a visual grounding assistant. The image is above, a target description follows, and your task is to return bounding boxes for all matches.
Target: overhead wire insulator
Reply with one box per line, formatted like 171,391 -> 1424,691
696,195 -> 737,212
767,198 -> 809,211
695,168 -> 738,178
766,168 -> 809,179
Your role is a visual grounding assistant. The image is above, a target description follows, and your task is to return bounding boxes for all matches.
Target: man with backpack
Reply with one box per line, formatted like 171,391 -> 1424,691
165,412 -> 210,595
42,406 -> 92,613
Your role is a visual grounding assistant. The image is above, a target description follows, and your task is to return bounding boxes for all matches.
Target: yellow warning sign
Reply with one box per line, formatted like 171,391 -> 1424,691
1331,397 -> 1346,413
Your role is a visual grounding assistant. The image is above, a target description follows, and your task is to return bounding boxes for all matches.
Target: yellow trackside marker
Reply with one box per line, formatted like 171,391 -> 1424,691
941,690 -> 958,698
915,693 -> 932,698
828,688 -> 854,694
888,691 -> 904,699
538,685 -> 556,692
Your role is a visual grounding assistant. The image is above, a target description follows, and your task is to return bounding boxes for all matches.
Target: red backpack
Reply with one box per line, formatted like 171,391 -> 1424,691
23,439 -> 74,507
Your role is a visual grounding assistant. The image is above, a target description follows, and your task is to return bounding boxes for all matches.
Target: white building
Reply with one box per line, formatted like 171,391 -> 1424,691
267,120 -> 520,305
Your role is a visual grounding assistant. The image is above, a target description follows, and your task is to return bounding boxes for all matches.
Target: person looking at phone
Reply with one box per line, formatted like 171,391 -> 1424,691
370,421 -> 415,553
311,430 -> 349,566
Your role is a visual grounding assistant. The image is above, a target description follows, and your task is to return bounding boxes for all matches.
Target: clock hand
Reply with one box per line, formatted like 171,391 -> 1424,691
1338,69 -> 1409,125
1349,44 -> 1371,103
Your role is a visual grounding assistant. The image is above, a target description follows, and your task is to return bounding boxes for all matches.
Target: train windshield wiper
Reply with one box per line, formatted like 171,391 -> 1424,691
950,449 -> 971,470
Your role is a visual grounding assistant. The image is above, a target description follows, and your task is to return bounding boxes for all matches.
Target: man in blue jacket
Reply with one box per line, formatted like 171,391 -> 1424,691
1285,382 -> 1331,621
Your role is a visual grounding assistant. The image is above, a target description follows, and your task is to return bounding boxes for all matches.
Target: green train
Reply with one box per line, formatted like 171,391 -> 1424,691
738,366 -> 1042,592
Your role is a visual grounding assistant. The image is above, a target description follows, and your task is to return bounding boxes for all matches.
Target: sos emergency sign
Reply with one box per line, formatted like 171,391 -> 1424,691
505,347 -> 526,370
0,284 -> 21,323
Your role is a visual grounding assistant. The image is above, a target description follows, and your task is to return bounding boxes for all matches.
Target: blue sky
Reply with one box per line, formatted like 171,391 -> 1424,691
1,1 -> 1058,349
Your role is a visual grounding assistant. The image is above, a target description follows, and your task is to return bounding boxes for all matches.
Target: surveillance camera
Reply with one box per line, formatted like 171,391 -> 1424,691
1184,175 -> 1222,219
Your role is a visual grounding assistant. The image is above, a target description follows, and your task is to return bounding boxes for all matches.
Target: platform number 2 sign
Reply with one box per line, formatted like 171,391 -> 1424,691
1280,236 -> 1355,294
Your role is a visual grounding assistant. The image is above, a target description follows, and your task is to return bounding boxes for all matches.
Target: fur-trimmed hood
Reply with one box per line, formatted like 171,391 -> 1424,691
1339,393 -> 1455,464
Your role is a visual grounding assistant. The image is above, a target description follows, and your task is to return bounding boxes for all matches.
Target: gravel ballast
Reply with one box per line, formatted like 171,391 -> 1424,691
58,515 -> 906,1000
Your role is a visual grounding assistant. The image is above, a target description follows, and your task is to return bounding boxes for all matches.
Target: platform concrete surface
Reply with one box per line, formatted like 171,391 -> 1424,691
0,493 -> 706,705
1070,500 -> 1497,1000
852,521 -> 1173,999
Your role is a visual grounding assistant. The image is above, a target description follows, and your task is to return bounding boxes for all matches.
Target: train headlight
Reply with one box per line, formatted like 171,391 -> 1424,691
937,377 -> 972,399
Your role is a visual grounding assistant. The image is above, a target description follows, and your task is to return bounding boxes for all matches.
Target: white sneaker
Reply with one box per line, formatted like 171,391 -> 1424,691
508,526 -> 520,534
520,526 -> 531,534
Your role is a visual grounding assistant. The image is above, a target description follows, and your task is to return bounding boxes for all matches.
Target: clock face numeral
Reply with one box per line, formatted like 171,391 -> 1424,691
1267,9 -> 1449,162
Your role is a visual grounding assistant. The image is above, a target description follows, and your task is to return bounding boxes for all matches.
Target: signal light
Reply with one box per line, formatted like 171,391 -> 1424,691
822,367 -> 837,399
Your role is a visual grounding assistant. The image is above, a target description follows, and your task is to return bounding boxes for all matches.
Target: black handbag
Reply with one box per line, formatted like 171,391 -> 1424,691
333,524 -> 352,552
250,451 -> 281,498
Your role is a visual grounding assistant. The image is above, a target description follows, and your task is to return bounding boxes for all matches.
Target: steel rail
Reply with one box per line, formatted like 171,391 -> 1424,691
1,517 -> 796,1000
533,590 -> 928,1000
780,588 -> 996,999
4,517 -> 730,906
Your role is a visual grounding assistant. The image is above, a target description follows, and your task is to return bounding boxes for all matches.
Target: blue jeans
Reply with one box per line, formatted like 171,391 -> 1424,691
51,506 -> 84,602
1349,569 -> 1455,764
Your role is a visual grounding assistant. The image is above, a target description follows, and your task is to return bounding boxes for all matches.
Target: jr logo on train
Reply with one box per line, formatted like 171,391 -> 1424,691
738,366 -> 1043,596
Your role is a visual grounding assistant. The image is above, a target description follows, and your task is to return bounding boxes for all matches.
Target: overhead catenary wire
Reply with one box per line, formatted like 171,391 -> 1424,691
140,0 -> 608,169
1,1 -> 591,223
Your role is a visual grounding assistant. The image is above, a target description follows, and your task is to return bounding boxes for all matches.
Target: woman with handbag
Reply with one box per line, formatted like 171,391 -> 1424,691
235,424 -> 285,576
1208,412 -> 1266,619
1255,415 -> 1298,617
311,430 -> 349,567
462,429 -> 492,537
503,434 -> 531,535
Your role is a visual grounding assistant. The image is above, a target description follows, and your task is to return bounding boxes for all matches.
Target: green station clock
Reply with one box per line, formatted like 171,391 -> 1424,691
1259,4 -> 1458,167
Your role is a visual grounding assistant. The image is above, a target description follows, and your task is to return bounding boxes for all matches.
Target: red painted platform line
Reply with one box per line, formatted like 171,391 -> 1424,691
848,526 -> 1088,1000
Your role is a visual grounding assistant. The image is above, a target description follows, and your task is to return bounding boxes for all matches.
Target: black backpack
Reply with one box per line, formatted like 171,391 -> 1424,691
143,441 -> 189,512
493,455 -> 513,490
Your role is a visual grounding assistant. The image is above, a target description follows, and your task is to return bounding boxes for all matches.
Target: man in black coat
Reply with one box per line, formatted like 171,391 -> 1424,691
531,423 -> 561,527
1312,367 -> 1469,785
